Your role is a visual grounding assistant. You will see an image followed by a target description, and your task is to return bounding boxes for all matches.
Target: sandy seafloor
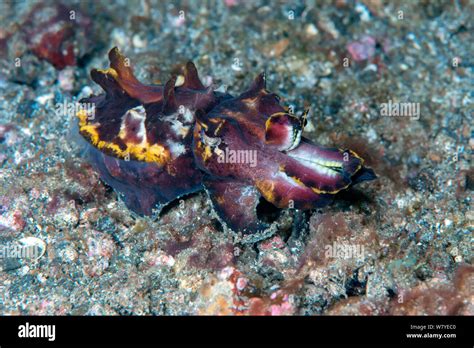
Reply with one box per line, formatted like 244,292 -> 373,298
0,0 -> 472,315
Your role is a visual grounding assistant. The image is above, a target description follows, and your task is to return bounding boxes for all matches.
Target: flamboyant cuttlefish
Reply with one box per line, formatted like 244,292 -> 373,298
76,47 -> 376,237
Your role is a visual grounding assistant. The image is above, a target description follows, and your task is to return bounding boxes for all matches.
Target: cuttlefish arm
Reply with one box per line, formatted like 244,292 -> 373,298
203,176 -> 269,234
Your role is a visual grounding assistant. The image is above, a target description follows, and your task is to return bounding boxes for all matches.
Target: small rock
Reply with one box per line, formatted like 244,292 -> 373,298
347,36 -> 376,62
429,153 -> 442,162
58,67 -> 75,91
264,38 -> 290,58
304,23 -> 319,37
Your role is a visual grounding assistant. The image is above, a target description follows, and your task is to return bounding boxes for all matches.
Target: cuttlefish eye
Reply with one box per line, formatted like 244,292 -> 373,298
265,112 -> 302,151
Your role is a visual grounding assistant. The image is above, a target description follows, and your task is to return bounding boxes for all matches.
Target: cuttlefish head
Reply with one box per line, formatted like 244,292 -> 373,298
193,73 -> 376,234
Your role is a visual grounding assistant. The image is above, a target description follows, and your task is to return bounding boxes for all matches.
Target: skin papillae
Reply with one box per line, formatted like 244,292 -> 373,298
77,47 -> 376,235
